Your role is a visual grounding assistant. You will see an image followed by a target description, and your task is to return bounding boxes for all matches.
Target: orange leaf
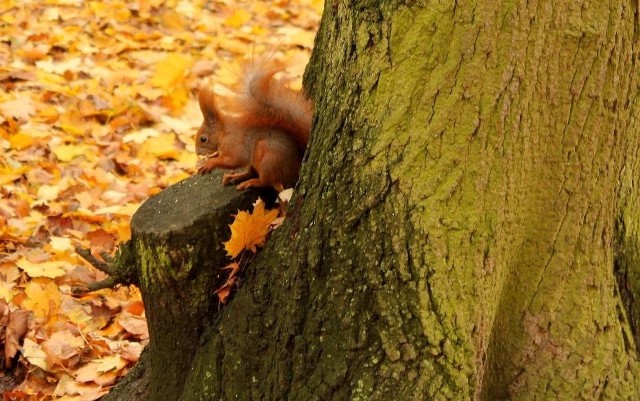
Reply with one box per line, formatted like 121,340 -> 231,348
125,300 -> 145,316
9,132 -> 35,150
214,283 -> 232,304
223,199 -> 279,259
222,262 -> 241,279
214,276 -> 238,305
22,280 -> 62,317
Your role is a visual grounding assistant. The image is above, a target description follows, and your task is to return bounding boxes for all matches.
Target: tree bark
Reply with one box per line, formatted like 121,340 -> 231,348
101,173 -> 272,401
178,1 -> 640,400
106,1 -> 640,400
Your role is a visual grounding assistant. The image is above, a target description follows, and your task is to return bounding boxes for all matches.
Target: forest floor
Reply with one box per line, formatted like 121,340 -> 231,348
0,0 -> 320,399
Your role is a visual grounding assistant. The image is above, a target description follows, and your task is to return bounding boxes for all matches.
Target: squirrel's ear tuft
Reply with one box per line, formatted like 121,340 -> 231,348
198,87 -> 220,120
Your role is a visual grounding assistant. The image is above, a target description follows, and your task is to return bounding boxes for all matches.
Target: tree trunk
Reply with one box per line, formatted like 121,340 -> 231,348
101,173 -> 271,401
108,1 -> 640,400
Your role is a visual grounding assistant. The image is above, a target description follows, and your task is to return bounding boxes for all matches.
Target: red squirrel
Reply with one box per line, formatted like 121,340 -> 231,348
195,58 -> 313,192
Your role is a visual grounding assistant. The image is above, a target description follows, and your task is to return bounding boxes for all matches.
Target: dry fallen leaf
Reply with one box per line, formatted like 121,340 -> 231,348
214,276 -> 238,305
16,257 -> 68,278
223,199 -> 279,258
0,280 -> 17,302
0,95 -> 36,120
224,9 -> 252,28
22,337 -> 49,371
41,329 -> 85,369
9,132 -> 35,150
22,280 -> 62,317
150,53 -> 192,89
222,262 -> 241,279
5,308 -> 30,365
75,355 -> 128,383
118,341 -> 144,363
51,144 -> 92,162
116,312 -> 149,340
0,0 -> 320,395
54,373 -> 110,400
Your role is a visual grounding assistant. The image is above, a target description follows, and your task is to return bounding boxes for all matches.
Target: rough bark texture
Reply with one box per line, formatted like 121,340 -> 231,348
101,173 -> 271,401
105,0 -> 640,400
178,0 -> 640,400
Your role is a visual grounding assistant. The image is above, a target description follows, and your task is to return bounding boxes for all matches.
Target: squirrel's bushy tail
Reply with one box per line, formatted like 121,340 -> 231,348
227,57 -> 313,151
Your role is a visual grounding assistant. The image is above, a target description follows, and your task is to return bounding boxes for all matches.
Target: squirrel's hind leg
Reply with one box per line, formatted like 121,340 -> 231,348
235,177 -> 283,192
223,167 -> 256,185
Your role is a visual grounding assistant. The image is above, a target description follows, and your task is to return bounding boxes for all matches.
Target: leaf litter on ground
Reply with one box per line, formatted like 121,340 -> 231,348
0,0 -> 320,398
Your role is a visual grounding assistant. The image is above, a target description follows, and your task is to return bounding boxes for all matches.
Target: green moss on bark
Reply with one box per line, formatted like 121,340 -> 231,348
118,1 -> 640,400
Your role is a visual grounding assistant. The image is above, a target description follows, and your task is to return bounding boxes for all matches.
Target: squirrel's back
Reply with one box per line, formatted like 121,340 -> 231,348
225,57 -> 313,152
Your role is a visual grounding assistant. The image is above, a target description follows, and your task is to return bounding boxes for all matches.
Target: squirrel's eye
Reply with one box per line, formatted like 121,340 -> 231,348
199,135 -> 208,144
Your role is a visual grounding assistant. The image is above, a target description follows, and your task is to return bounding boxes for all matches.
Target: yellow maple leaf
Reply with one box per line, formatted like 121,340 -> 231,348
36,184 -> 61,202
16,257 -> 67,278
9,132 -> 34,150
310,0 -> 324,13
22,280 -> 61,317
0,281 -> 16,302
150,53 -> 192,89
223,199 -> 279,259
251,25 -> 267,36
139,133 -> 180,160
0,166 -> 28,186
224,9 -> 251,28
160,9 -> 186,30
48,236 -> 73,253
51,144 -> 91,162
115,7 -> 131,22
65,306 -> 97,331
162,86 -> 189,112
57,122 -> 85,136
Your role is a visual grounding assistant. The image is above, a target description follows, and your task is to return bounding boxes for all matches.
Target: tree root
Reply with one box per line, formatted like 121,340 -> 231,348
73,242 -> 137,295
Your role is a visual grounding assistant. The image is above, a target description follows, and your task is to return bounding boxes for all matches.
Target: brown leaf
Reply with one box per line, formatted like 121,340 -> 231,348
214,276 -> 238,305
118,341 -> 144,362
86,228 -> 116,252
41,329 -> 85,369
116,312 -> 149,340
0,0 -> 320,395
214,282 -> 233,304
222,262 -> 241,279
5,308 -> 31,365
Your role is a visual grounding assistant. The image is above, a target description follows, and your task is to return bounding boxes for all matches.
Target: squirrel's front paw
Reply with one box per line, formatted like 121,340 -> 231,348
197,159 -> 218,174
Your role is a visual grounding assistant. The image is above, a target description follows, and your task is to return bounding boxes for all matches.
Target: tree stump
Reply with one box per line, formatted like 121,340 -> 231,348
100,172 -> 273,401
